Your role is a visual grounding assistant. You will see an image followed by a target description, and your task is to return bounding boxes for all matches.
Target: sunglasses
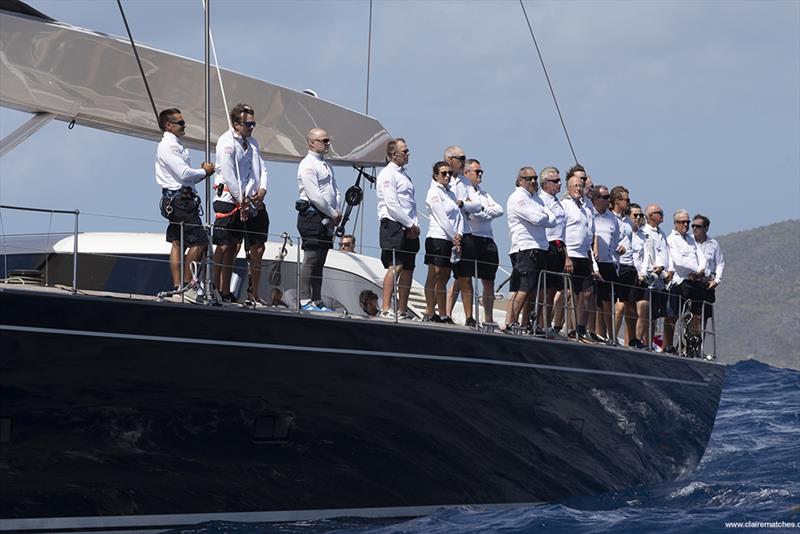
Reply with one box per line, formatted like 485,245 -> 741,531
313,138 -> 331,144
521,174 -> 538,181
468,169 -> 484,176
675,220 -> 690,224
449,155 -> 466,162
238,121 -> 257,128
633,213 -> 645,219
652,210 -> 664,216
169,119 -> 186,127
600,195 -> 611,200
438,171 -> 454,177
691,224 -> 705,229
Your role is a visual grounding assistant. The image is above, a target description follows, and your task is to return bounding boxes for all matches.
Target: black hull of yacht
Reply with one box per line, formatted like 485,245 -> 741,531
0,287 -> 725,532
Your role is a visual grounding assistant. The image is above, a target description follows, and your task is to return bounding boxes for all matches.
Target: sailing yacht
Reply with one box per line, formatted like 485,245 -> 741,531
0,2 -> 725,532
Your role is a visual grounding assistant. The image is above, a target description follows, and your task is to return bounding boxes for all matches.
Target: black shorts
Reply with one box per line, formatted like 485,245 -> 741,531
568,256 -> 591,294
514,248 -> 545,293
543,241 -> 566,289
424,237 -> 453,267
297,209 -> 333,251
213,202 -> 269,248
595,262 -> 619,304
379,218 -> 420,270
667,279 -> 705,316
162,189 -> 207,247
472,235 -> 499,280
452,233 -> 478,278
508,252 -> 520,292
615,264 -> 638,303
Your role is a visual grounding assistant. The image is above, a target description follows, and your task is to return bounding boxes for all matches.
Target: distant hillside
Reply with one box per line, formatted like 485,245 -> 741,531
715,219 -> 800,370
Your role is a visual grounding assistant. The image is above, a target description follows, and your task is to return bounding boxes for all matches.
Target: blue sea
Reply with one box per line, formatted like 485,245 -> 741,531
167,360 -> 799,534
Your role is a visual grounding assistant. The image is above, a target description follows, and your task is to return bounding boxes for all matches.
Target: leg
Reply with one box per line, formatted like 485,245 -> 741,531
397,269 -> 413,314
481,279 -> 495,323
248,243 -> 265,300
381,265 -> 402,312
664,317 -> 676,351
623,302 -> 636,346
636,299 -> 650,344
169,240 -> 182,287
216,245 -> 236,296
505,292 -> 517,326
184,244 -> 205,282
447,282 -> 460,317
435,267 -> 451,317
299,247 -> 318,301
310,248 -> 329,302
212,245 -> 224,289
459,277 -> 474,321
511,290 -> 529,325
424,266 -> 438,317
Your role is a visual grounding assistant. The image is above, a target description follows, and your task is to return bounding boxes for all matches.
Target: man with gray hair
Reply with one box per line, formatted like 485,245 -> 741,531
444,145 -> 483,326
538,166 -> 569,339
665,208 -> 706,355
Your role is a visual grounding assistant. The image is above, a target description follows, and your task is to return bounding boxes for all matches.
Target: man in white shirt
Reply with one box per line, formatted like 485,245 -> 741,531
444,146 -> 483,326
628,202 -> 651,349
462,159 -> 504,325
155,108 -> 215,291
692,214 -> 724,325
504,167 -> 557,331
642,203 -> 673,348
212,104 -> 269,304
610,186 -> 638,346
296,127 -> 341,306
666,209 -> 707,354
591,185 -> 621,344
562,174 -> 599,342
538,166 -> 570,339
376,138 -> 420,319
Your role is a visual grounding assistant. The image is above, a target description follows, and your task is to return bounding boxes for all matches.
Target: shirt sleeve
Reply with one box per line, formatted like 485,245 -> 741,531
428,189 -> 459,240
515,195 -> 557,227
381,172 -> 415,228
159,143 -> 206,186
471,192 -> 504,221
218,138 -> 244,202
714,243 -> 724,284
299,163 -> 338,218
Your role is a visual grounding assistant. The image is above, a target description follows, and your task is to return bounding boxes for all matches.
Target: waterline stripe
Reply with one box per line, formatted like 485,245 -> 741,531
0,502 -> 535,532
0,324 -> 708,386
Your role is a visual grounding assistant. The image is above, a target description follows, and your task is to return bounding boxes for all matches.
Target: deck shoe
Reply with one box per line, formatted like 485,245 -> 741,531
380,310 -> 397,320
221,293 -> 238,303
546,327 -> 569,341
397,311 -> 415,321
587,331 -> 606,343
502,321 -> 520,334
422,313 -> 440,322
465,317 -> 477,327
439,316 -> 455,325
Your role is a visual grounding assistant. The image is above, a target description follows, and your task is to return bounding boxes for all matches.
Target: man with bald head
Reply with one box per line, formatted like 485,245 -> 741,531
641,203 -> 672,348
444,145 -> 483,326
296,127 -> 341,306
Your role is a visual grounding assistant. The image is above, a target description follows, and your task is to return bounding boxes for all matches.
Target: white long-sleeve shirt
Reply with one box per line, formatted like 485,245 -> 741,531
425,182 -> 464,241
155,132 -> 206,191
539,190 -> 566,242
613,212 -> 635,266
507,186 -> 557,253
563,195 -> 595,259
698,237 -> 725,285
641,223 -> 671,272
452,174 -> 483,235
376,162 -> 418,229
593,210 -> 620,265
297,151 -> 340,218
214,129 -> 268,203
667,230 -> 707,284
467,184 -> 504,239
631,228 -> 651,278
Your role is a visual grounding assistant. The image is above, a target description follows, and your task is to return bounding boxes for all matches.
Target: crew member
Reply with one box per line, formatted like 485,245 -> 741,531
424,161 -> 463,324
376,138 -> 420,320
296,128 -> 341,306
610,186 -> 637,346
155,108 -> 214,292
463,158 -> 504,326
444,146 -> 483,326
538,166 -> 569,339
629,202 -> 651,349
504,166 -> 557,331
591,185 -> 621,344
642,203 -> 673,351
212,104 -> 269,304
692,214 -> 724,326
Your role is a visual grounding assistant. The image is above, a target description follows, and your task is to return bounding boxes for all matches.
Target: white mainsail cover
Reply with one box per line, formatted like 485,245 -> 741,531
0,3 -> 391,165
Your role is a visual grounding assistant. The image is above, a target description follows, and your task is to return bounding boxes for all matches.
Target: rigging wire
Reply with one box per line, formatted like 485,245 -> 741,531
518,0 -> 579,165
115,0 -> 159,126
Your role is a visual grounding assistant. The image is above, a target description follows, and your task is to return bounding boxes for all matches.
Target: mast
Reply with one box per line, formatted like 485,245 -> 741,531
204,0 -> 213,301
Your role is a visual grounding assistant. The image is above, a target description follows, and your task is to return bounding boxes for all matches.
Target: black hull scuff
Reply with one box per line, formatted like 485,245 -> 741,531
0,287 -> 725,531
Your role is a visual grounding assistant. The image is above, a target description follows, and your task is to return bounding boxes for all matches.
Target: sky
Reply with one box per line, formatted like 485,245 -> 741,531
1,0 -> 799,267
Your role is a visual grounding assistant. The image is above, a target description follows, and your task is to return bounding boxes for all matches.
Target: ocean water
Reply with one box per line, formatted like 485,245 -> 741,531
167,360 -> 799,534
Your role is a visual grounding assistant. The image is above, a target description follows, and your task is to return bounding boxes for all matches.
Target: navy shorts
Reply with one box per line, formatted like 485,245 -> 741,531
514,248 -> 545,293
424,237 -> 453,267
595,262 -> 619,304
543,241 -> 566,289
162,189 -> 207,247
452,233 -> 478,278
615,264 -> 639,303
379,218 -> 419,270
213,201 -> 269,248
